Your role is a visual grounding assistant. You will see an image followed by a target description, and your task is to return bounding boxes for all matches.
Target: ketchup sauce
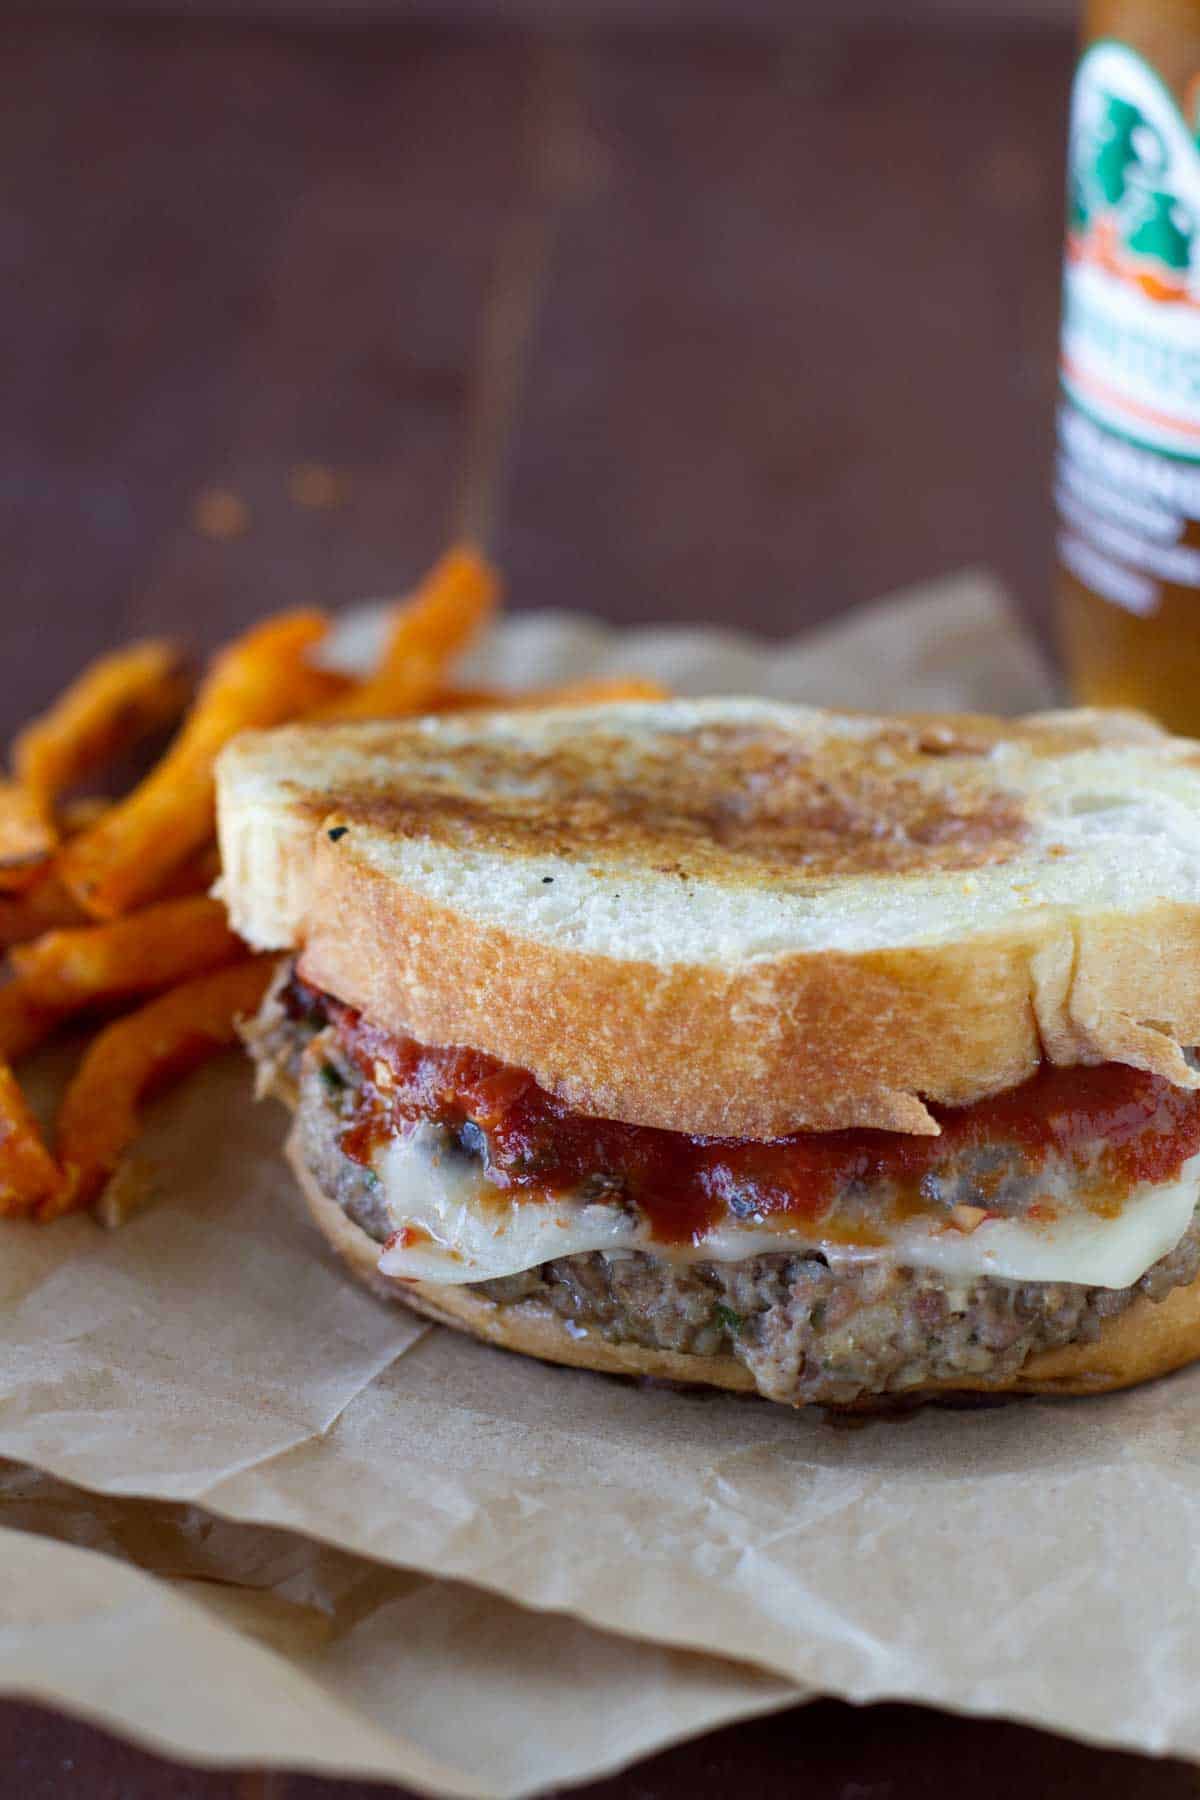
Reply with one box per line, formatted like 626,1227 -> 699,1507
292,977 -> 1200,1246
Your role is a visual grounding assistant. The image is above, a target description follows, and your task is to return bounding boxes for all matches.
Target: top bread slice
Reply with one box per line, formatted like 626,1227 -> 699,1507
215,697 -> 1200,1138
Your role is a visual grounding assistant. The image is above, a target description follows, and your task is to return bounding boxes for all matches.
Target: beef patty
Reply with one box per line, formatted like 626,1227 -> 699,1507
248,966 -> 1200,1406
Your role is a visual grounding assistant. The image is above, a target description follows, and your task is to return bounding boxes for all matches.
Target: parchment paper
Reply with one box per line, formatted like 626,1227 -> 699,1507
0,1461 -> 794,1795
19,568 -> 1193,1796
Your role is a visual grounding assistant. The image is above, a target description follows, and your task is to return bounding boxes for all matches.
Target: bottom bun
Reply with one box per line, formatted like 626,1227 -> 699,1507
286,1133 -> 1200,1405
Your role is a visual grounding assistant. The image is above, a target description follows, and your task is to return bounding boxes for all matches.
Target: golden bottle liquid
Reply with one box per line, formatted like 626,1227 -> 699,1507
1057,0 -> 1200,730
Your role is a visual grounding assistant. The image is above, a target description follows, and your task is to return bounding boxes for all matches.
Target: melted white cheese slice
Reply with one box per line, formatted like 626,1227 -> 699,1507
374,1125 -> 1200,1291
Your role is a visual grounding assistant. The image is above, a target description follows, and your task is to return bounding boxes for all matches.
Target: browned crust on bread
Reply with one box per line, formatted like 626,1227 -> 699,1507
219,702 -> 1200,1136
298,832 -> 1200,1138
992,1271 -> 1200,1394
286,1134 -> 1200,1403
312,715 -> 1039,883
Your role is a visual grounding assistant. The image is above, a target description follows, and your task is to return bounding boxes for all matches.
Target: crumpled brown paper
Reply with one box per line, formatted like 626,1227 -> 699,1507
0,1461 -> 794,1795
18,569 -> 1178,1797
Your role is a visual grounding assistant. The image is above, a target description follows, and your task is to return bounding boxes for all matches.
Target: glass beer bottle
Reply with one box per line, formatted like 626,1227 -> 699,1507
1056,0 -> 1200,730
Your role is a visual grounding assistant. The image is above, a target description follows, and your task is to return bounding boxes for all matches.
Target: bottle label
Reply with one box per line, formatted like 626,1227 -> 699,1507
1059,40 -> 1200,612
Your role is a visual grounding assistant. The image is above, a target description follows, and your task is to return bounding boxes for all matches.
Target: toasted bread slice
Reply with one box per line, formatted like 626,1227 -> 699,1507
216,698 -> 1200,1138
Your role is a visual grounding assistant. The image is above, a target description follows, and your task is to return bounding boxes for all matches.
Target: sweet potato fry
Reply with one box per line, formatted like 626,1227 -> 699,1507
0,870 -> 89,950
0,980 -> 68,1063
11,895 -> 242,1010
13,639 -> 190,807
2,844 -> 222,949
0,781 -> 55,892
433,675 -> 670,712
59,795 -> 112,836
315,545 -> 499,721
0,1061 -> 61,1215
50,957 -> 275,1217
59,612 -> 337,920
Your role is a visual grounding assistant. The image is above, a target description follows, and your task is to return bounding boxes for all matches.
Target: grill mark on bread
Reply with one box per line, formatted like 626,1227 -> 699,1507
218,697 -> 1200,1137
307,722 -> 1035,882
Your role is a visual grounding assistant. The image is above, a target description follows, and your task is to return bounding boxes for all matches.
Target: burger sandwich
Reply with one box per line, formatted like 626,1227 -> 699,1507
215,699 -> 1200,1407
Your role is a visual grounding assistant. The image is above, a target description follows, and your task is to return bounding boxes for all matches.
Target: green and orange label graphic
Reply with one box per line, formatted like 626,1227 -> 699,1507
1062,41 -> 1200,457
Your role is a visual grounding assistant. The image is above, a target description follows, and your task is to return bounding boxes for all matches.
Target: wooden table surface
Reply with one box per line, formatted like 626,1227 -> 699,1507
2,10 -> 1191,1797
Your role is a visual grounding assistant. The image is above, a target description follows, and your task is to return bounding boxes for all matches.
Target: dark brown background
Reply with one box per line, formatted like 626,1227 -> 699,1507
2,6 -> 1069,743
2,5 -> 1184,1796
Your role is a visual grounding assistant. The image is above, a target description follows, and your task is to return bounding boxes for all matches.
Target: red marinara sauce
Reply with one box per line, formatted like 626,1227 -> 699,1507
306,984 -> 1200,1247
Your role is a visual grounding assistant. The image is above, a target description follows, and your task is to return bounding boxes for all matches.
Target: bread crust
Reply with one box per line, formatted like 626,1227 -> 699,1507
286,1134 -> 1200,1404
298,832 -> 1200,1138
218,701 -> 1200,1137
